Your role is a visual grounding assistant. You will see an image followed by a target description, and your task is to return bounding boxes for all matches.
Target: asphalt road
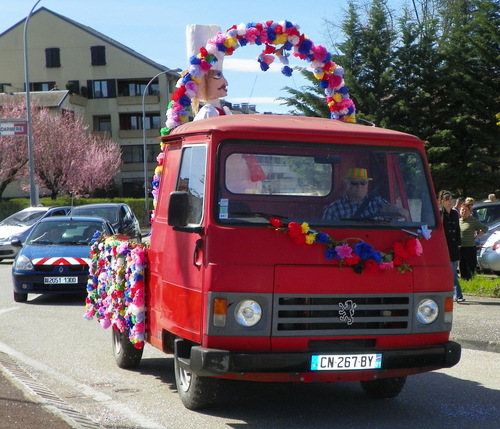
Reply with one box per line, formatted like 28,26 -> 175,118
0,287 -> 498,429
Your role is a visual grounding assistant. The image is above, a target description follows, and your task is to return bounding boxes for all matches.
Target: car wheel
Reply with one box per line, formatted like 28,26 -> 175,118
13,291 -> 28,303
112,329 -> 143,369
360,377 -> 406,398
174,354 -> 219,410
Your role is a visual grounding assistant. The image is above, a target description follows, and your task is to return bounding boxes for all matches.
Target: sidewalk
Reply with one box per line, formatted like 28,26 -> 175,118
449,294 -> 500,353
0,294 -> 498,428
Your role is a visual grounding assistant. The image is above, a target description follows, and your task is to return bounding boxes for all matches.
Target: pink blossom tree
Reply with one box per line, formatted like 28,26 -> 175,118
0,101 -> 28,196
0,99 -> 122,199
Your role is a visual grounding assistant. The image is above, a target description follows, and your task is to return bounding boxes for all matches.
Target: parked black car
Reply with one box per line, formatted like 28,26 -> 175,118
69,203 -> 141,242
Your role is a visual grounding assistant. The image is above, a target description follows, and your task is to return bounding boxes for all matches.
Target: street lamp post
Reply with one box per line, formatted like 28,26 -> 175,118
24,0 -> 41,206
141,69 -> 179,227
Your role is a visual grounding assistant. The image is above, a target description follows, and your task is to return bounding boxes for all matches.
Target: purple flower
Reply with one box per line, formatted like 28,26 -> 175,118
315,232 -> 329,244
325,247 -> 338,260
258,58 -> 270,71
298,39 -> 313,56
281,66 -> 293,77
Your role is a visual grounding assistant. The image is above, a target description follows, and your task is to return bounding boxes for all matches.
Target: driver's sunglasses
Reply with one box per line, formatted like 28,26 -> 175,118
350,181 -> 368,186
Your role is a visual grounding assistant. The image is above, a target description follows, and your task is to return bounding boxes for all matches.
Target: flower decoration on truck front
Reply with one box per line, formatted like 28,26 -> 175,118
84,235 -> 148,349
269,218 -> 431,274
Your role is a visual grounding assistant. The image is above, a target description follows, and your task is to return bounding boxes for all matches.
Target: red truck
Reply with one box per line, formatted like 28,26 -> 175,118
86,114 -> 461,410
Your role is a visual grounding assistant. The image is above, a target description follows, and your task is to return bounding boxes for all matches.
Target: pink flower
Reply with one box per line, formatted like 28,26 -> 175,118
311,45 -> 328,62
335,243 -> 353,259
379,261 -> 394,270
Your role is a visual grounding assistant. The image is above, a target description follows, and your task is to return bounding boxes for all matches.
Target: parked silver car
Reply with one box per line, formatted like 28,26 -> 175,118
478,231 -> 500,275
0,206 -> 71,260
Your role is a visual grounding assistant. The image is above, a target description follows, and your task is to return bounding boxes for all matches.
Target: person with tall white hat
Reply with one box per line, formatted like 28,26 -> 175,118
185,24 -> 231,121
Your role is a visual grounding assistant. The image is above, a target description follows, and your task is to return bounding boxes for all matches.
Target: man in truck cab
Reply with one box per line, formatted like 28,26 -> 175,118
323,168 -> 408,221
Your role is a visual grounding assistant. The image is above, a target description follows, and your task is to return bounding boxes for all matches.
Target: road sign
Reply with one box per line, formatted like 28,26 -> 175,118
0,120 -> 27,136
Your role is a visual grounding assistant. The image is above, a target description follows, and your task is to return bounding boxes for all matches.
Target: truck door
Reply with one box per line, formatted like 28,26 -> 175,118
156,144 -> 208,343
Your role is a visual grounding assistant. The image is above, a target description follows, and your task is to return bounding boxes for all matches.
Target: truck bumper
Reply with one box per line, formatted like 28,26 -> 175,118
175,340 -> 461,378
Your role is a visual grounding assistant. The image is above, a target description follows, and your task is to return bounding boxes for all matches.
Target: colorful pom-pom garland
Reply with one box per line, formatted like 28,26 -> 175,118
160,20 -> 355,138
84,234 -> 148,349
270,218 -> 432,274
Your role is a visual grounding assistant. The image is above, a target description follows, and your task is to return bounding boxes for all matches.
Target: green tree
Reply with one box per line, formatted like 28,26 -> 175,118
426,0 -> 500,197
278,68 -> 329,117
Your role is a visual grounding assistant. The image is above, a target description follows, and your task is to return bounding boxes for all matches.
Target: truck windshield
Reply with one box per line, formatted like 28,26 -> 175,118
216,141 -> 436,228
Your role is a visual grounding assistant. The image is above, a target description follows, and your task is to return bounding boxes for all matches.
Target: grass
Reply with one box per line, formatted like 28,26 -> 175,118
459,274 -> 500,298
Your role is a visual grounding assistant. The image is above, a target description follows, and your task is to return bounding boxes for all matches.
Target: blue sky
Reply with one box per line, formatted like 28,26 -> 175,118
0,0 -> 402,114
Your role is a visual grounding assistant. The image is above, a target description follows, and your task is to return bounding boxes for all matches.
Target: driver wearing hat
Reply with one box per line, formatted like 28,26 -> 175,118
323,168 -> 408,221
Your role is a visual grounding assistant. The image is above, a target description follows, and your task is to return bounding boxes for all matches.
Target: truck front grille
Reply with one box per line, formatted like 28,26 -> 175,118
273,294 -> 412,337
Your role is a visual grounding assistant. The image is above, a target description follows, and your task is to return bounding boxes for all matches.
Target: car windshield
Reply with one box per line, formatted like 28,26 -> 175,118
27,221 -> 105,245
0,210 -> 45,227
72,207 -> 118,223
474,205 -> 500,226
216,140 -> 437,229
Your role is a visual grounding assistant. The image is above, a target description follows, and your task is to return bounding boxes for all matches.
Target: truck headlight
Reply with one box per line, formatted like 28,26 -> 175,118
234,300 -> 262,327
13,255 -> 34,271
416,299 -> 439,324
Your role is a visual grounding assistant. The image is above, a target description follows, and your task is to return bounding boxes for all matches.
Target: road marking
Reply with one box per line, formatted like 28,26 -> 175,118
0,307 -> 19,316
0,341 -> 166,429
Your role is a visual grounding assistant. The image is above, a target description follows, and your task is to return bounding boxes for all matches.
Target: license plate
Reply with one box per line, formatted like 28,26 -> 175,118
311,353 -> 382,371
44,276 -> 78,284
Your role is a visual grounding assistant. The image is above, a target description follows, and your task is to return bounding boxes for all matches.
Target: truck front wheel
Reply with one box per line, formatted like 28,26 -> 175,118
174,355 -> 219,410
112,329 -> 143,369
360,376 -> 406,398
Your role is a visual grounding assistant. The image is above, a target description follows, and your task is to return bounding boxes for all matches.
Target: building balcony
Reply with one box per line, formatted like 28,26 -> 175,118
117,95 -> 159,106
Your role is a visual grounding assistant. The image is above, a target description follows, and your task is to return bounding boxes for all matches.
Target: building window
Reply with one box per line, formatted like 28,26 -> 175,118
86,79 -> 116,99
117,80 -> 159,97
93,115 -> 112,133
122,144 -> 157,164
66,80 -> 80,95
90,45 -> 106,66
29,82 -> 56,91
119,113 -> 160,130
45,47 -> 60,68
122,178 -> 144,198
122,145 -> 143,163
93,80 -> 108,98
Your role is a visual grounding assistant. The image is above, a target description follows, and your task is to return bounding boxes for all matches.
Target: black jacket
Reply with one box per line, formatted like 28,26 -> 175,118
441,207 -> 461,262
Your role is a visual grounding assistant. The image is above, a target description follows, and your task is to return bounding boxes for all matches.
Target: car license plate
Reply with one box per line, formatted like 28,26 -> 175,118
311,353 -> 382,371
44,276 -> 78,284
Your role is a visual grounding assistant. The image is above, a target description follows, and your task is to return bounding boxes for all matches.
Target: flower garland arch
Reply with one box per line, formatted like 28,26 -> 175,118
160,20 -> 356,138
153,20 -> 357,212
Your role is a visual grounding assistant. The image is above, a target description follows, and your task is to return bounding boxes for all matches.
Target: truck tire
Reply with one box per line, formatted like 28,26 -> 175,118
112,329 -> 143,369
13,291 -> 28,303
360,376 -> 406,398
174,355 -> 219,410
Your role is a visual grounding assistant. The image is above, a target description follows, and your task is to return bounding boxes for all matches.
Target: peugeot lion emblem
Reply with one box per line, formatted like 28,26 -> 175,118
339,300 -> 357,325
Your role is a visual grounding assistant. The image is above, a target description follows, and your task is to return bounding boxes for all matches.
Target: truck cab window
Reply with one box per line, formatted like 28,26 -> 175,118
218,142 -> 436,229
177,146 -> 207,225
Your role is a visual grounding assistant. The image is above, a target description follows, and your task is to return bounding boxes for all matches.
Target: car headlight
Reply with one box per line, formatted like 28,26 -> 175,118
234,299 -> 262,327
13,255 -> 34,271
416,299 -> 439,324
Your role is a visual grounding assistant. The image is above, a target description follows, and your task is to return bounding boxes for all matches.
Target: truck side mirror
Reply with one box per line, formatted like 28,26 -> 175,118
168,191 -> 190,227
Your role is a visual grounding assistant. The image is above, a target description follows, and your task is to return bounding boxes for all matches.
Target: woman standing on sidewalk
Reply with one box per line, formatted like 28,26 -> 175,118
459,203 -> 488,281
438,191 -> 463,302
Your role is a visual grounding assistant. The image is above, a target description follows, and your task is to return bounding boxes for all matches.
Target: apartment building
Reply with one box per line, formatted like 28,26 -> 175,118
0,7 -> 180,198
